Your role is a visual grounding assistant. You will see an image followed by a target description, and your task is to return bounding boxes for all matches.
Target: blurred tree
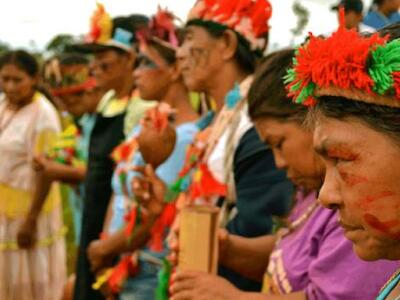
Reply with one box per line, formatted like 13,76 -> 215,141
46,34 -> 75,55
291,1 -> 310,38
0,41 -> 10,55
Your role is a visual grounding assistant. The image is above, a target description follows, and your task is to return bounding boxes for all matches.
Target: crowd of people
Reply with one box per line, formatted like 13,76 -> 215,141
1,0 -> 400,299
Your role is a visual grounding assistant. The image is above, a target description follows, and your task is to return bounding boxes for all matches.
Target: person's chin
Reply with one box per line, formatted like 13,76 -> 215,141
183,77 -> 203,93
353,244 -> 381,261
138,91 -> 151,101
290,177 -> 317,191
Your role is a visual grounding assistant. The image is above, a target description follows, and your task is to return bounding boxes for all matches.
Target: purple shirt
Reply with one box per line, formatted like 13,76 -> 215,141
267,191 -> 400,299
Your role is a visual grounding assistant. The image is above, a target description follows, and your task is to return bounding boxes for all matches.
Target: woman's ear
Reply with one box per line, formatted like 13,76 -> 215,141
220,30 -> 239,61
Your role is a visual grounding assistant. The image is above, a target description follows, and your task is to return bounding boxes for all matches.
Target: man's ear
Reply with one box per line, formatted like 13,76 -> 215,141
125,50 -> 137,69
168,61 -> 182,82
219,29 -> 239,61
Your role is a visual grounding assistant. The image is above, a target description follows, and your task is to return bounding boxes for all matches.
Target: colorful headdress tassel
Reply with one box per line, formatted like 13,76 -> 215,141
285,7 -> 400,107
86,2 -> 112,43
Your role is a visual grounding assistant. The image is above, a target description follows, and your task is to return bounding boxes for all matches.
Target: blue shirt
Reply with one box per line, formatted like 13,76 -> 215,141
78,113 -> 96,162
109,122 -> 198,234
363,10 -> 400,30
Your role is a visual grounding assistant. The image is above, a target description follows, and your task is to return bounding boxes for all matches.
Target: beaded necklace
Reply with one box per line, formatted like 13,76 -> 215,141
276,200 -> 319,242
377,269 -> 400,300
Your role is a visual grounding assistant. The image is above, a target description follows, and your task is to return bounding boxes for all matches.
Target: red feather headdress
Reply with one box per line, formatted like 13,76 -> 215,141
136,7 -> 180,52
188,0 -> 272,51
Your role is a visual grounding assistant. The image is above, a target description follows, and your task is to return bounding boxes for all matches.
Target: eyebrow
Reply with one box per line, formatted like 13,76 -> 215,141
314,139 -> 358,158
263,134 -> 281,145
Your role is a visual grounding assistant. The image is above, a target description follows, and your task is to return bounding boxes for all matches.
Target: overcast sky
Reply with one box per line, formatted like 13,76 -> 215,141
0,0 -> 373,51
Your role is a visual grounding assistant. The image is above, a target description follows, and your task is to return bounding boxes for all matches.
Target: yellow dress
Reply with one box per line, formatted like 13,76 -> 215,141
0,93 -> 66,300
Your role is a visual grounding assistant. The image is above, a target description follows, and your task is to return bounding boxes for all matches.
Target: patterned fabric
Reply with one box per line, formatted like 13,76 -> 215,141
110,122 -> 198,298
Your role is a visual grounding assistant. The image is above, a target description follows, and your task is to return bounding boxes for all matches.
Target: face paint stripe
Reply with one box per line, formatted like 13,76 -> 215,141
364,214 -> 400,240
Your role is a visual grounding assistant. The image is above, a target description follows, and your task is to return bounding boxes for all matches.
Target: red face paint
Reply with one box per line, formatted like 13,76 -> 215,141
339,172 -> 368,187
358,191 -> 395,211
327,147 -> 359,161
364,214 -> 400,240
361,191 -> 395,204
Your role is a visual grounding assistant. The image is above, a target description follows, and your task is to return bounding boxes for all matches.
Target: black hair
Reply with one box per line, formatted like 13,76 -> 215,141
248,48 -> 308,122
149,42 -> 176,65
310,20 -> 400,143
0,50 -> 39,77
186,19 -> 264,74
146,27 -> 186,66
311,96 -> 400,143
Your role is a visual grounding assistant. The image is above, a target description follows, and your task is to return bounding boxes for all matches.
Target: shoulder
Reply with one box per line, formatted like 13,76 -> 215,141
364,11 -> 379,21
176,122 -> 199,141
97,90 -> 129,117
35,93 -> 61,132
363,11 -> 381,27
235,126 -> 268,163
390,12 -> 400,22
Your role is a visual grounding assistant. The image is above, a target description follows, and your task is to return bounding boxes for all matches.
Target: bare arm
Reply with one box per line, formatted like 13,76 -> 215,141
17,169 -> 52,248
28,169 -> 52,220
47,163 -> 86,184
88,163 -> 168,271
220,234 -> 277,282
102,195 -> 115,233
87,212 -> 159,272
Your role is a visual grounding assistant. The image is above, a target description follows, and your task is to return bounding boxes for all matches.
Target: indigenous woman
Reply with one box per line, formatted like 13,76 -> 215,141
0,50 -> 66,300
170,48 -> 400,300
86,9 -> 199,299
284,15 -> 400,299
138,0 -> 293,291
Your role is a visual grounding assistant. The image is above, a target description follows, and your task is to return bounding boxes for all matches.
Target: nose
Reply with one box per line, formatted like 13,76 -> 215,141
176,43 -> 189,67
318,168 -> 342,210
90,61 -> 104,79
133,68 -> 142,81
272,148 -> 287,170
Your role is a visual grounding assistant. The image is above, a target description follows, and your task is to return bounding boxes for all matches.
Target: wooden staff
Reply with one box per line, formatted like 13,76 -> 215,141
178,205 -> 220,274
